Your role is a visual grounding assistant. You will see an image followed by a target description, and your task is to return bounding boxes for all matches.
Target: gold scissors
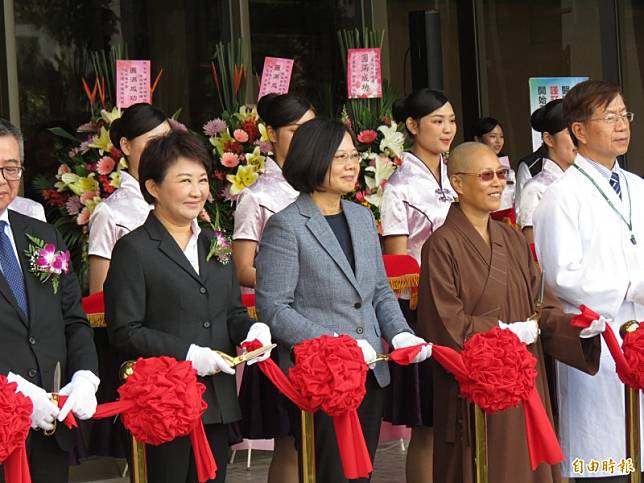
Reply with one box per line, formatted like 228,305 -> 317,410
212,343 -> 277,374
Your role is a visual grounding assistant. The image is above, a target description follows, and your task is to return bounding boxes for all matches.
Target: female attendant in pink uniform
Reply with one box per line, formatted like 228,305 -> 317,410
380,88 -> 457,483
86,103 -> 170,457
233,93 -> 315,483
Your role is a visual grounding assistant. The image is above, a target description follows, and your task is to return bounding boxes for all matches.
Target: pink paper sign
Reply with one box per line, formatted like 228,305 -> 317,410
347,48 -> 382,99
258,57 -> 295,100
116,60 -> 151,108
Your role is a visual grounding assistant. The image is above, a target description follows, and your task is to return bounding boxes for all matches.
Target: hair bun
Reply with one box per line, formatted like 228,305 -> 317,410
531,99 -> 565,134
257,93 -> 279,122
392,96 -> 409,124
109,118 -> 122,149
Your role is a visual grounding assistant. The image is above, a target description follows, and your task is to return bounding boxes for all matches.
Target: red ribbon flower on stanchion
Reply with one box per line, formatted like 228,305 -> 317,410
0,375 -> 33,483
571,304 -> 643,389
429,327 -> 564,470
92,357 -> 216,483
243,335 -> 373,480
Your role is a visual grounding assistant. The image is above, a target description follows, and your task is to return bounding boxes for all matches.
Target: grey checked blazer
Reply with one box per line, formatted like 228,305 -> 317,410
255,193 -> 412,387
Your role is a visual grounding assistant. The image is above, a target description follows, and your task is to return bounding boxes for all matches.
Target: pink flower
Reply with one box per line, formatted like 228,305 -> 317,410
79,140 -> 91,154
203,119 -> 227,136
76,122 -> 94,133
65,196 -> 81,215
96,156 -> 116,175
77,208 -> 91,226
220,152 -> 240,168
233,129 -> 249,143
257,140 -> 273,155
168,118 -> 188,132
199,209 -> 211,223
355,191 -> 366,202
357,130 -> 377,144
36,244 -> 57,269
57,164 -> 71,177
80,191 -> 98,204
68,147 -> 81,158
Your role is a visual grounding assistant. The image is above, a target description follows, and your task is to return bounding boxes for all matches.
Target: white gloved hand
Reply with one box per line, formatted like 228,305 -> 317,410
241,322 -> 273,366
186,344 -> 235,376
7,372 -> 59,431
580,315 -> 608,339
58,370 -> 100,421
391,332 -> 433,363
356,339 -> 377,369
498,319 -> 539,345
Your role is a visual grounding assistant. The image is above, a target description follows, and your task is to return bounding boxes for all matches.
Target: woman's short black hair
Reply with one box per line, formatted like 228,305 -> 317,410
282,118 -> 355,194
138,130 -> 213,204
392,88 -> 449,135
109,103 -> 167,156
257,93 -> 314,129
473,117 -> 501,138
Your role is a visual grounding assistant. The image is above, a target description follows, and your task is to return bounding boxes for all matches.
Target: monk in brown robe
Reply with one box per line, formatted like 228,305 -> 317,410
416,142 -> 602,483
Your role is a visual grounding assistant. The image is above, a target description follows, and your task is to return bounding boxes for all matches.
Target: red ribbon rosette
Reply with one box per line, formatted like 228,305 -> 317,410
0,375 -> 33,483
571,304 -> 643,389
431,327 -> 563,470
243,335 -> 373,479
92,357 -> 216,483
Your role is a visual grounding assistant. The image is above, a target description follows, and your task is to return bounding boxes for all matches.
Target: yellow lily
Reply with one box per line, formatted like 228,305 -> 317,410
83,196 -> 103,214
100,107 -> 122,125
245,146 -> 265,172
258,123 -> 270,142
227,165 -> 258,195
109,171 -> 121,188
88,127 -> 113,155
60,173 -> 100,196
234,105 -> 258,123
209,130 -> 233,156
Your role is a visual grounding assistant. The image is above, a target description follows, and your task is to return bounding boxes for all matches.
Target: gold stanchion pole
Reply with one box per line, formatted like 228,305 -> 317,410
300,410 -> 316,483
621,321 -> 641,483
473,404 -> 488,483
120,361 -> 148,483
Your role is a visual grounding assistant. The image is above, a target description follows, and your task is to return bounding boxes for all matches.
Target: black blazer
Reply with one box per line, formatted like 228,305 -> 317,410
105,212 -> 253,424
0,210 -> 98,450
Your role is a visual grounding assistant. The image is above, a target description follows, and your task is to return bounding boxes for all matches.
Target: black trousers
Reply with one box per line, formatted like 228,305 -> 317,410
0,430 -> 69,483
146,423 -> 230,483
291,372 -> 384,483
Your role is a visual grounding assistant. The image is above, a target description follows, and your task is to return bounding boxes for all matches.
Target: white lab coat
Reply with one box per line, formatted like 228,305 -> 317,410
533,154 -> 644,477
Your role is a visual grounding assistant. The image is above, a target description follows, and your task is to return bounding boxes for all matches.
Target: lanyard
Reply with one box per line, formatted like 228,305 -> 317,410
573,164 -> 636,245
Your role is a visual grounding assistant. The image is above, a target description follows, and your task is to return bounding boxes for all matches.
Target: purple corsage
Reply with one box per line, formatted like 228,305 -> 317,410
206,230 -> 232,265
24,234 -> 70,294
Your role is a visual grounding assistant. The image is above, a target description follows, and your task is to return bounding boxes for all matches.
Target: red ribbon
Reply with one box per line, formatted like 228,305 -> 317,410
429,339 -> 563,470
92,357 -> 216,483
56,395 -> 77,429
242,338 -> 373,479
571,304 -> 638,388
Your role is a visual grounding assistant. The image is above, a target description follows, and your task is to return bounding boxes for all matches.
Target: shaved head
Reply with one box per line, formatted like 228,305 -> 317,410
447,142 -> 496,177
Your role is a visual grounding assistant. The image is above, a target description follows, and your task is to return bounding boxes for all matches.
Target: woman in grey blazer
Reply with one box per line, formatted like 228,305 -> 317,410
255,119 -> 432,482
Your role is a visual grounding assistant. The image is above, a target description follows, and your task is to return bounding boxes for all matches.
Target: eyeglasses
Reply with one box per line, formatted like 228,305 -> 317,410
333,152 -> 362,165
454,168 -> 509,182
587,112 -> 634,124
0,166 -> 23,181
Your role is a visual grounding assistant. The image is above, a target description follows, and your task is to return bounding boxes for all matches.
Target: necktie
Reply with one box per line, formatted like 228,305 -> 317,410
0,221 -> 29,318
610,171 -> 622,200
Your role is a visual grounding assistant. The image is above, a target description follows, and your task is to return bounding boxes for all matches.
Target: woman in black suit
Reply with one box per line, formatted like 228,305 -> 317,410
104,130 -> 273,483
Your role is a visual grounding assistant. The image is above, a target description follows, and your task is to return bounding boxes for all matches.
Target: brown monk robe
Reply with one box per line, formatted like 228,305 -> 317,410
416,143 -> 601,483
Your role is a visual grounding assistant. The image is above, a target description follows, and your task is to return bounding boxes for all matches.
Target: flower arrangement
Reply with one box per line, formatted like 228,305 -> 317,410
24,233 -> 71,294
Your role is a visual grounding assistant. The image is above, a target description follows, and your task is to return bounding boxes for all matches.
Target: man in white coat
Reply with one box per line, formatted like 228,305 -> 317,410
534,79 -> 644,482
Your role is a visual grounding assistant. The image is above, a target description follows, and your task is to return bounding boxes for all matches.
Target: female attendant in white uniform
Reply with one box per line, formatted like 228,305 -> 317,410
233,93 -> 315,483
88,103 -> 171,293
86,103 -> 170,457
380,88 -> 456,483
517,99 -> 576,244
474,117 -> 516,210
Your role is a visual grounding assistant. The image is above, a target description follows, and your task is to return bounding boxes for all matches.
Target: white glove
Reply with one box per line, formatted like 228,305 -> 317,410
7,372 -> 59,431
241,322 -> 273,366
186,344 -> 235,376
58,370 -> 100,421
391,332 -> 433,363
499,319 -> 539,345
580,315 -> 608,339
356,339 -> 377,369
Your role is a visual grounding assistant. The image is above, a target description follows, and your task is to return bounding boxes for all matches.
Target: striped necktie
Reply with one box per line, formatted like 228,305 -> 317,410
610,172 -> 622,200
0,221 -> 29,318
